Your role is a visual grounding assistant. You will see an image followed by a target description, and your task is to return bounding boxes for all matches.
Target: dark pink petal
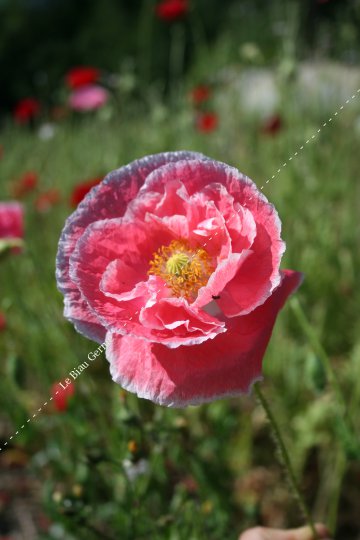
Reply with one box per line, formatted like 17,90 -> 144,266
56,151 -> 206,342
106,270 -> 302,407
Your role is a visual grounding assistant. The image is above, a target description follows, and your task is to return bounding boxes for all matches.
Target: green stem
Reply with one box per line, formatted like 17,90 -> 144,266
327,448 -> 346,535
254,382 -> 319,539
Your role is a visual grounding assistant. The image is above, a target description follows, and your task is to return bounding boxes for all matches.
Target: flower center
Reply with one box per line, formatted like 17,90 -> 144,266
148,239 -> 214,300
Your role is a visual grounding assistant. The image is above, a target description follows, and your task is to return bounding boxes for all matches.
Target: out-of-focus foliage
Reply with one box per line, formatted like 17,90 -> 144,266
1,0 -> 360,111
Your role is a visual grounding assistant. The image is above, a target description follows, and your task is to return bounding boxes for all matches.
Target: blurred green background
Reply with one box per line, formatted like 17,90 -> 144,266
1,1 -> 360,539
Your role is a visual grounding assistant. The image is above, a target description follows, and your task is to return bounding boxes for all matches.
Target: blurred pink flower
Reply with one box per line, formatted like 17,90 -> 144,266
69,84 -> 109,112
56,152 -> 302,407
0,202 -> 23,241
0,201 -> 23,254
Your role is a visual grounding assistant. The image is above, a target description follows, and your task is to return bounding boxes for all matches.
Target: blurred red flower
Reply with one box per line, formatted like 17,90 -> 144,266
195,111 -> 218,133
0,145 -> 3,160
261,114 -> 283,136
70,177 -> 103,207
11,171 -> 38,198
156,0 -> 188,21
65,67 -> 100,89
190,85 -> 211,106
14,98 -> 41,124
0,312 -> 6,331
34,189 -> 61,213
51,381 -> 75,412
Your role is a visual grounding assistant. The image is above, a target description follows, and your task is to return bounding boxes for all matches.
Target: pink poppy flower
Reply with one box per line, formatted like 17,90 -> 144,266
0,202 -> 23,241
69,84 -> 109,112
56,152 -> 302,407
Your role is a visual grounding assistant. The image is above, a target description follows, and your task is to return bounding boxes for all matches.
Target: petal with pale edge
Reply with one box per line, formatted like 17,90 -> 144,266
127,158 -> 285,316
106,270 -> 303,407
56,151 -> 206,343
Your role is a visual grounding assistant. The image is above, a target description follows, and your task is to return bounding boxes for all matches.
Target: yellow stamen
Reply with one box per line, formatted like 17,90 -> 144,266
148,239 -> 214,300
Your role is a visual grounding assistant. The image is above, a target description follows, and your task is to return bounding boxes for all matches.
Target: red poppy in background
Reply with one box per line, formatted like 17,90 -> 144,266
51,381 -> 75,412
65,67 -> 100,89
14,98 -> 41,124
0,312 -> 6,331
70,177 -> 103,207
156,0 -> 188,21
11,171 -> 38,198
190,85 -> 211,106
0,145 -> 3,160
195,111 -> 218,133
34,189 -> 61,213
261,114 -> 283,136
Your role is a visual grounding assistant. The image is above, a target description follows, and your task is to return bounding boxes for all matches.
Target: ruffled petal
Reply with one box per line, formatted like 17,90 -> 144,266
139,296 -> 226,347
56,151 -> 207,342
106,270 -> 303,407
69,217 -> 172,332
124,158 -> 284,315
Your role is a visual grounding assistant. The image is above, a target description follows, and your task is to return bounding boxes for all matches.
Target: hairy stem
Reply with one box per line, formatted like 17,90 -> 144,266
254,382 -> 319,539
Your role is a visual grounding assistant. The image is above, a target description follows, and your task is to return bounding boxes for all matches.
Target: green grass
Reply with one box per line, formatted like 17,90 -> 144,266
1,81 -> 360,539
